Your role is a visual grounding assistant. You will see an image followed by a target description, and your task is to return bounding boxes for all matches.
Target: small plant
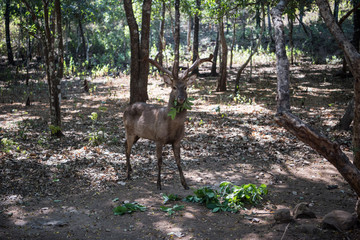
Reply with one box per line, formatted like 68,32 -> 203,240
113,202 -> 147,215
1,138 -> 19,153
168,97 -> 194,120
161,193 -> 182,204
88,112 -> 105,146
49,125 -> 61,135
160,204 -> 185,216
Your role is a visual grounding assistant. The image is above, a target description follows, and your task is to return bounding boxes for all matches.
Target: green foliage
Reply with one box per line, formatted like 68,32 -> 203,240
113,202 -> 146,216
160,204 -> 185,216
168,97 -> 194,120
161,193 -> 182,204
185,182 -> 268,213
49,125 -> 61,135
1,138 -> 19,153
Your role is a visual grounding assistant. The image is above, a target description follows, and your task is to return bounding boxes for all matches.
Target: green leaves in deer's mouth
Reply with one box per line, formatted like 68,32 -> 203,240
168,97 -> 194,120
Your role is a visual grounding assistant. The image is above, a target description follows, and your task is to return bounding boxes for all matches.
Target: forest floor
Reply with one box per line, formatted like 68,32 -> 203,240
0,60 -> 359,239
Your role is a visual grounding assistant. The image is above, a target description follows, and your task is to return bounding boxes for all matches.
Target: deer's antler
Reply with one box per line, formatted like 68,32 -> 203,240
182,54 -> 214,79
148,57 -> 173,78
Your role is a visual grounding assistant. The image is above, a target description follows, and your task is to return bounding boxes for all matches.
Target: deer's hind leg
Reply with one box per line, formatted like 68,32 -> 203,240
125,134 -> 139,179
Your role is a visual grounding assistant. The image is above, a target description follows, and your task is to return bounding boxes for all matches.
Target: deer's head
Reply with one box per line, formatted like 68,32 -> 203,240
148,54 -> 213,106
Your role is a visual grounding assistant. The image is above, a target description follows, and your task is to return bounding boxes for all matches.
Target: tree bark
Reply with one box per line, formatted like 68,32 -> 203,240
123,0 -> 151,104
187,15 -> 192,52
210,31 -> 219,76
192,0 -> 200,75
5,0 -> 15,65
288,15 -> 294,65
271,0 -> 290,112
353,0 -> 360,51
158,2 -> 165,67
216,17 -> 227,92
230,20 -> 236,69
335,99 -> 354,130
78,15 -> 86,61
334,0 -> 340,23
173,0 -> 180,78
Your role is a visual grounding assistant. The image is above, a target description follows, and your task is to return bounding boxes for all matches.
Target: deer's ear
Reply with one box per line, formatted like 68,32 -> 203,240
162,75 -> 173,86
186,74 -> 197,86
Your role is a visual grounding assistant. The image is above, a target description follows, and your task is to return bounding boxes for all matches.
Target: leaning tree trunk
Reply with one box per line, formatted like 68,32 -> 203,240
335,99 -> 354,130
123,0 -> 151,104
316,0 -> 360,170
271,0 -> 360,204
230,20 -> 236,69
216,17 -> 227,92
5,0 -> 14,65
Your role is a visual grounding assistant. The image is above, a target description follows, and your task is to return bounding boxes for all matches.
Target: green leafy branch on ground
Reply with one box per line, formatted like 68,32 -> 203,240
185,182 -> 268,213
113,202 -> 146,215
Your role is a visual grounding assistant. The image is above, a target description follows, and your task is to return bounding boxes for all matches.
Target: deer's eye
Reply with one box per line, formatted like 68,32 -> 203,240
184,87 -> 187,90
173,86 -> 177,90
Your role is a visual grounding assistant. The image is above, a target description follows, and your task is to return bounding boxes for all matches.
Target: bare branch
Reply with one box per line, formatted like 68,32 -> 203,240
339,2 -> 360,25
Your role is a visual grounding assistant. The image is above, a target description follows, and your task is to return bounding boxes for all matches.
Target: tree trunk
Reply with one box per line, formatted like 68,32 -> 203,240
211,31 -> 219,76
192,0 -> 200,75
5,0 -> 14,65
158,2 -> 165,67
230,20 -> 236,69
334,0 -> 340,23
187,16 -> 192,52
271,0 -> 360,203
216,17 -> 227,92
316,0 -> 360,170
288,15 -> 294,65
173,0 -> 180,78
335,99 -> 354,130
78,15 -> 86,61
123,0 -> 151,104
353,0 -> 360,51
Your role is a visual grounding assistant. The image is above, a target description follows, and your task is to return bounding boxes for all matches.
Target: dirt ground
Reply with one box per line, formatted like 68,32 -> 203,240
1,61 -> 359,239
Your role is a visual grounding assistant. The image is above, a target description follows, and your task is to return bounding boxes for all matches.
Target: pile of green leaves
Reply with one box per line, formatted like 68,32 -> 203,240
168,97 -> 194,120
161,193 -> 184,216
113,202 -> 146,215
185,182 -> 268,213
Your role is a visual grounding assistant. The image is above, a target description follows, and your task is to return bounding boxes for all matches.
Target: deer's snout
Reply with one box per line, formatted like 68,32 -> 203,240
177,96 -> 186,104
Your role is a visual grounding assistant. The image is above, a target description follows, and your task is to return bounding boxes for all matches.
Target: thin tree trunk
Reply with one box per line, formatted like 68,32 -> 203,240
230,20 -> 236,69
234,5 -> 265,94
5,0 -> 14,65
187,16 -> 192,52
173,0 -> 180,77
353,0 -> 360,51
211,31 -> 219,76
158,2 -> 165,67
288,15 -> 294,65
335,99 -> 354,130
216,17 -> 227,92
334,0 -> 340,23
78,15 -> 86,61
192,0 -> 200,75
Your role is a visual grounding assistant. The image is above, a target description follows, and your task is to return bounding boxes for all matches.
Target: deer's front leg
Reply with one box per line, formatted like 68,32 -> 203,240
156,142 -> 164,190
172,142 -> 189,190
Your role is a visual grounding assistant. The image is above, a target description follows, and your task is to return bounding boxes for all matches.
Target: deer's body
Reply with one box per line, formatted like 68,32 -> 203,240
123,54 -> 213,190
124,102 -> 186,144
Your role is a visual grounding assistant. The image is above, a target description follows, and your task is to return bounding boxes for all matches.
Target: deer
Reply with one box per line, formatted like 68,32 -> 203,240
123,54 -> 213,190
